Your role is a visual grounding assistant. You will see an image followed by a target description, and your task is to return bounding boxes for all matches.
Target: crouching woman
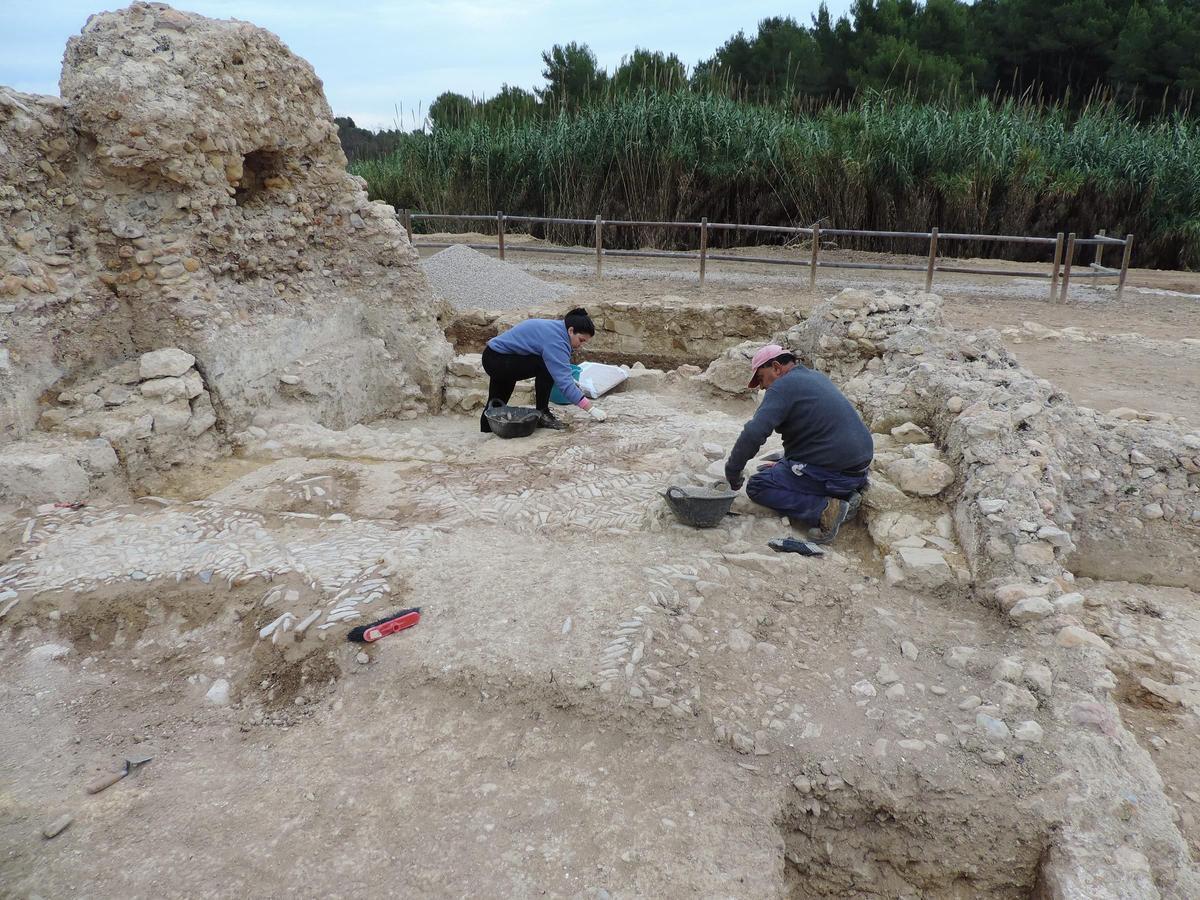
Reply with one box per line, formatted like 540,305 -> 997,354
480,307 -> 608,432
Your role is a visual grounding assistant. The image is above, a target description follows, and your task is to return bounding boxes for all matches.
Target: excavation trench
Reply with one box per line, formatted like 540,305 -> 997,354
444,299 -> 801,371
777,782 -> 1050,899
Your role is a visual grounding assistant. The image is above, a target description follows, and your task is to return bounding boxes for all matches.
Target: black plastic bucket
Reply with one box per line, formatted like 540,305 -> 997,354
484,400 -> 540,439
662,485 -> 738,528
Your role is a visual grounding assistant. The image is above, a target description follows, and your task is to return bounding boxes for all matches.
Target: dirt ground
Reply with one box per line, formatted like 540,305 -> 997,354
2,249 -> 1198,897
0,383 -> 1138,899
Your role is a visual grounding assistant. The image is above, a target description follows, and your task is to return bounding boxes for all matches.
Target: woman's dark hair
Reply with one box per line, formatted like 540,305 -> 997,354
564,307 -> 595,336
774,353 -> 797,366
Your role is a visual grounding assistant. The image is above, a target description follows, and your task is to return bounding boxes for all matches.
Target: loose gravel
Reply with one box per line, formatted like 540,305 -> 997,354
421,244 -> 573,311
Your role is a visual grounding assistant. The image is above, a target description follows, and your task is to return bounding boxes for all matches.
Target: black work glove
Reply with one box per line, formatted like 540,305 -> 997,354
725,467 -> 744,491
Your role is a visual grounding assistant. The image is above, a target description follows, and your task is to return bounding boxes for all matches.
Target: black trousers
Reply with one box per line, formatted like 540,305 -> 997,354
480,346 -> 553,432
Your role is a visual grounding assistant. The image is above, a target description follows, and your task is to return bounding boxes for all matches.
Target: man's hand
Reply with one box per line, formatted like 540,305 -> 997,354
725,467 -> 744,491
587,405 -> 607,422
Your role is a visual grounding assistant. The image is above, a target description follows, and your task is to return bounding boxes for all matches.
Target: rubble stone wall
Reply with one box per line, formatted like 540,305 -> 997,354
773,289 -> 1200,597
0,2 -> 450,456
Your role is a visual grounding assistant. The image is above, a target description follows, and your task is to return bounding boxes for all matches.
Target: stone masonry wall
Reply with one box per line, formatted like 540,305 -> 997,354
773,289 -> 1199,605
0,3 -> 450,453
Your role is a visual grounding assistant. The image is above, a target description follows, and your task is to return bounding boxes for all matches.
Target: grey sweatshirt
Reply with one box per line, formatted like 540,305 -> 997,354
725,365 -> 874,481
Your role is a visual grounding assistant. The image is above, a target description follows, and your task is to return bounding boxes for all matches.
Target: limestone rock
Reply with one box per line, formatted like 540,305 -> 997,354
1023,664 -> 1053,697
1053,592 -> 1084,614
205,679 -> 231,706
1013,721 -> 1044,743
727,629 -> 754,653
851,679 -> 877,698
885,457 -> 955,496
448,354 -> 484,379
994,582 -> 1050,612
0,440 -> 108,504
885,546 -> 954,590
992,658 -> 1023,683
1056,626 -> 1110,652
944,646 -> 976,670
1009,596 -> 1053,623
700,342 -> 757,394
976,713 -> 1011,742
152,400 -> 192,434
867,511 -> 933,551
141,376 -> 193,402
890,422 -> 932,444
859,475 -> 909,512
1021,321 -> 1061,341
1139,678 -> 1200,708
992,681 -> 1039,712
876,664 -> 900,685
1014,542 -> 1056,566
139,349 -> 196,380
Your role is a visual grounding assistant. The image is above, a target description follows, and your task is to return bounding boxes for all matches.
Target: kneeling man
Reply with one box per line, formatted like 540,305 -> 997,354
724,344 -> 873,541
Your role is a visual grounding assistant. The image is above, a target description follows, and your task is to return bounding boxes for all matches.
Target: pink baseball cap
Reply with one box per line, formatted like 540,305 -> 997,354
748,343 -> 787,388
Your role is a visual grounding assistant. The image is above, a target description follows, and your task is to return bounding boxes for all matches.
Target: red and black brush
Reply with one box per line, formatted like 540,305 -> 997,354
347,607 -> 421,643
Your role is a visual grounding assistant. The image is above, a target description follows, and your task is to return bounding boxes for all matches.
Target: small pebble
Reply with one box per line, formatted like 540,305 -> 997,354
42,814 -> 73,839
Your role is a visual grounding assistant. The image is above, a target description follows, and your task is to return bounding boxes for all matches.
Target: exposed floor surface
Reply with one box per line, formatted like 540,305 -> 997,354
2,383 -> 1169,898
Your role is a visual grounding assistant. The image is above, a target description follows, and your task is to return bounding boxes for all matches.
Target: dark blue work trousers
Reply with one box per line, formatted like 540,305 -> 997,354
746,461 -> 869,526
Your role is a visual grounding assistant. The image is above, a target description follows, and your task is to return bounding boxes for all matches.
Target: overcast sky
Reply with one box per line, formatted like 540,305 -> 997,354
1,1 -> 852,130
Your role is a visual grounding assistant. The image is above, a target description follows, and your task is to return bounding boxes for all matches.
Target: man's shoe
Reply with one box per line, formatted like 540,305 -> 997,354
536,410 -> 567,430
809,490 -> 862,545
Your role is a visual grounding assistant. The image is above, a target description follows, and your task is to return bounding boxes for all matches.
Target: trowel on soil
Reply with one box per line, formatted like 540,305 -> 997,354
86,754 -> 153,794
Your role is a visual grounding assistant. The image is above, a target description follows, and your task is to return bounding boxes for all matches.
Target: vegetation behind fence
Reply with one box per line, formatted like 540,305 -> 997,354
351,93 -> 1200,269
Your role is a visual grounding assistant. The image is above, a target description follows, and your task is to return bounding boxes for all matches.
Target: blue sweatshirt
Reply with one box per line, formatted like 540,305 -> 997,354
486,318 -> 585,405
725,365 -> 873,482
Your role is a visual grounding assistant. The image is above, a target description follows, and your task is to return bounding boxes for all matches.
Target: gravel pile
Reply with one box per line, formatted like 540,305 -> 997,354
421,244 -> 572,311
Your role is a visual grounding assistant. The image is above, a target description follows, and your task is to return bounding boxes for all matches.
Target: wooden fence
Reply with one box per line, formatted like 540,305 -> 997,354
400,210 -> 1135,303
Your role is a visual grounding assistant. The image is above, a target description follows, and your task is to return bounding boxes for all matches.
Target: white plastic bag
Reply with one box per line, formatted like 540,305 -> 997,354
576,362 -> 628,399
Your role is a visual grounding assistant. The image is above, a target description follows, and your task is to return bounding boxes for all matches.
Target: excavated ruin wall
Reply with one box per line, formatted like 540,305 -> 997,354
0,3 -> 450,453
445,298 -> 800,371
772,290 -> 1199,598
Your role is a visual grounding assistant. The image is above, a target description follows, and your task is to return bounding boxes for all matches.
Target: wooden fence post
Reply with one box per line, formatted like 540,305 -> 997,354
401,208 -> 412,236
594,214 -> 603,278
497,211 -> 505,260
925,227 -> 939,292
1049,232 -> 1064,301
809,222 -> 821,289
1094,229 -> 1105,268
1116,234 -> 1135,301
1059,232 -> 1076,303
699,216 -> 708,287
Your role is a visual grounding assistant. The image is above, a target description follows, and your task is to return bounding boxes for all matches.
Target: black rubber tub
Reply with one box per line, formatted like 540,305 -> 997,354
662,485 -> 739,528
484,401 -> 540,439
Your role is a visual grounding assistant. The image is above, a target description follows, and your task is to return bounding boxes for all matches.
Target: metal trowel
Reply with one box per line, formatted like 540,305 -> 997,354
86,754 -> 153,794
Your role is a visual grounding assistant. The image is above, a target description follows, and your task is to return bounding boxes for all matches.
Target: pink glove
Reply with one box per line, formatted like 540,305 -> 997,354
578,397 -> 592,411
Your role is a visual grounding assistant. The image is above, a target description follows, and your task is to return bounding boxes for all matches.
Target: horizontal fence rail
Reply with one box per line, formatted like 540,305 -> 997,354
400,210 -> 1135,303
